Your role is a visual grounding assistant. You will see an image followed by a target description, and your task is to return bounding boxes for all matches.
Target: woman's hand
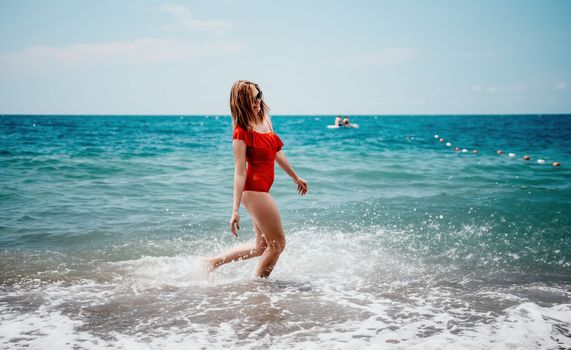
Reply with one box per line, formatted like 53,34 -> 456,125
229,212 -> 240,238
294,177 -> 308,196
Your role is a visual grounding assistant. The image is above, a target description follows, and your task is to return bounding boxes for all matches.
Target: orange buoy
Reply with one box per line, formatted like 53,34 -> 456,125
497,150 -> 504,155
553,162 -> 561,167
473,150 -> 479,154
454,147 -> 460,152
523,155 -> 531,161
439,138 -> 445,143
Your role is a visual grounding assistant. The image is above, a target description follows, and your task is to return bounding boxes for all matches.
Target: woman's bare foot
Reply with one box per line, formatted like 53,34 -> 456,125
202,257 -> 216,272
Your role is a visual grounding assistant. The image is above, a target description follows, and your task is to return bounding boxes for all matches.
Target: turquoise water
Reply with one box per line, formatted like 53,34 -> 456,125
1,115 -> 570,349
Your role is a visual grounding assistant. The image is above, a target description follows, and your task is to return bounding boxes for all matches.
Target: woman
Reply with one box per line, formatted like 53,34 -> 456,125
206,80 -> 308,278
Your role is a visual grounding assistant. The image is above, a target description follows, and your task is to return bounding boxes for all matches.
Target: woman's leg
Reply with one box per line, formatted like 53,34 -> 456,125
207,219 -> 267,270
242,191 -> 286,278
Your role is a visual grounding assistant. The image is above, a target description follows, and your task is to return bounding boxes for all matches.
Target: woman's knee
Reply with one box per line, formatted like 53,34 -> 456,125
266,235 -> 286,253
254,241 -> 267,256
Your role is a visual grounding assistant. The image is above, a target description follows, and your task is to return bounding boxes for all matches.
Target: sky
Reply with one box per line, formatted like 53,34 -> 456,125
0,0 -> 570,115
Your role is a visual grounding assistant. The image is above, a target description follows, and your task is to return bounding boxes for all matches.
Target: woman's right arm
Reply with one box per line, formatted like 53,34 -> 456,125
230,139 -> 247,237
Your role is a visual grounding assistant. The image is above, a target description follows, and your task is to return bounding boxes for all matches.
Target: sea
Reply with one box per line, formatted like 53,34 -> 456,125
1,114 -> 570,349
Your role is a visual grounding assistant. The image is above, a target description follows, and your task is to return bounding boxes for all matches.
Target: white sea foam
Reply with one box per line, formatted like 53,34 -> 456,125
1,228 -> 570,349
0,306 -> 99,349
106,255 -> 212,290
2,297 -> 569,349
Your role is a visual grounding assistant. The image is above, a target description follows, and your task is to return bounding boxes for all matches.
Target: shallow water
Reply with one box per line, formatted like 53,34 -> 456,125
1,115 -> 570,349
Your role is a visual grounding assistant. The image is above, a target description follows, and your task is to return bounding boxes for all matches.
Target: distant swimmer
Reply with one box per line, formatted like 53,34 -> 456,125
327,115 -> 359,129
335,115 -> 343,127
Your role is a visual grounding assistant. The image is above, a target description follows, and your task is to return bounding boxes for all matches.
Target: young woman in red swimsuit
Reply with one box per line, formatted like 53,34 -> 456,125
206,80 -> 308,278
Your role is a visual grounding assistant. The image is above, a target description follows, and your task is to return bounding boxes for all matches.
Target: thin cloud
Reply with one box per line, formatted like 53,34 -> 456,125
351,48 -> 417,66
456,50 -> 511,59
159,3 -> 232,35
556,82 -> 568,90
472,84 -> 527,94
0,38 -> 242,71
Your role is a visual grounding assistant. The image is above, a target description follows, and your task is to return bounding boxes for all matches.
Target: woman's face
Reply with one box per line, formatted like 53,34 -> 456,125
250,85 -> 261,114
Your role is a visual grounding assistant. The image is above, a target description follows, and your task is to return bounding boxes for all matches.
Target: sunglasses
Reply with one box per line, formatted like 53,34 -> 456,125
255,87 -> 263,100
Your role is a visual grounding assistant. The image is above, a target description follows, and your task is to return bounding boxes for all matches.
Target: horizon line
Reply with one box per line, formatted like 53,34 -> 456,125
2,113 -> 571,117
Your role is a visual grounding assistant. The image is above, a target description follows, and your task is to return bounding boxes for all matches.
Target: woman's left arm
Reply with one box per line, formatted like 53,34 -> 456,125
275,151 -> 308,196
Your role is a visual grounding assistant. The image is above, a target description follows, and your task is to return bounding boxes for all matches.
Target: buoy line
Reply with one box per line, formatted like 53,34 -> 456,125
433,134 -> 561,167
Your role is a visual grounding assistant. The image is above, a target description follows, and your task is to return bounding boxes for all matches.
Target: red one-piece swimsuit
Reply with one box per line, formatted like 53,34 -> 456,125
232,125 -> 284,192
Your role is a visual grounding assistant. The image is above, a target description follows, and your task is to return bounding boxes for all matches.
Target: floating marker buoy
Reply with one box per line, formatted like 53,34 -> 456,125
431,133 -> 557,169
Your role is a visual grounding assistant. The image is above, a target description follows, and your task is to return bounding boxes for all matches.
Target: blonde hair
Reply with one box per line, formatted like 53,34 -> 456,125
229,80 -> 270,130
